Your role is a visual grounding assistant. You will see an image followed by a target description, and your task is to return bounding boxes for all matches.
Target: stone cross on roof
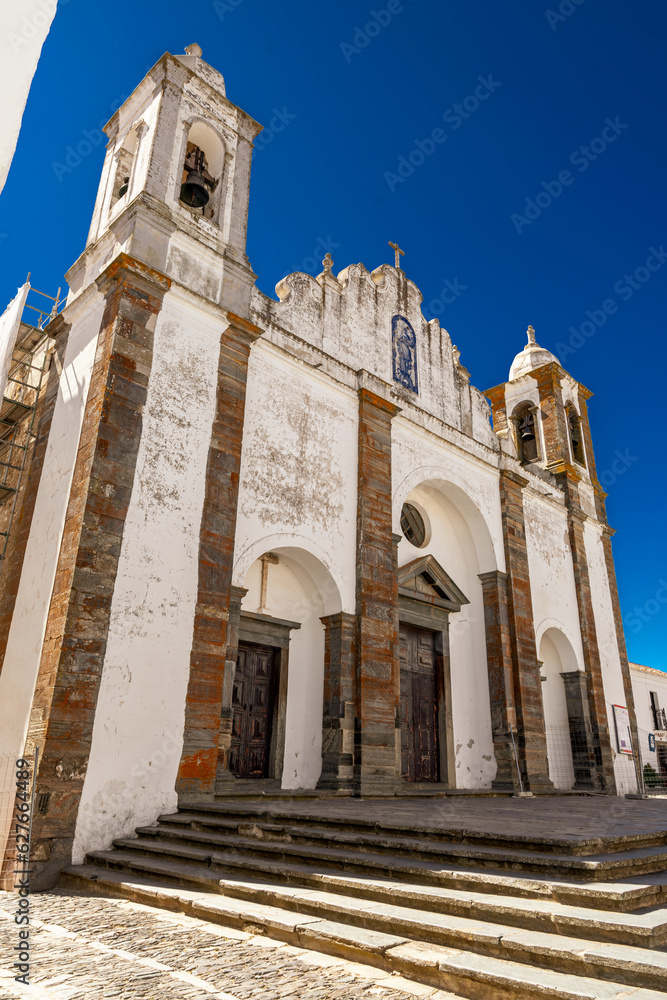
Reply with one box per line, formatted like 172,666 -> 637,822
389,241 -> 405,270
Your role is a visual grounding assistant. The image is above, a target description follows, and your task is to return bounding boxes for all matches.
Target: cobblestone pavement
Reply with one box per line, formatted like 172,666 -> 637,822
0,890 -> 459,1000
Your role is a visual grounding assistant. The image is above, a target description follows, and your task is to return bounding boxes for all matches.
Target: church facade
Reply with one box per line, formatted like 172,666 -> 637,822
0,46 -> 640,888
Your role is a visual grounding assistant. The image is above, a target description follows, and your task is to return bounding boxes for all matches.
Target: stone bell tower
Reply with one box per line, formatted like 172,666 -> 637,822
71,41 -> 260,315
485,327 -> 640,794
0,45 -> 265,889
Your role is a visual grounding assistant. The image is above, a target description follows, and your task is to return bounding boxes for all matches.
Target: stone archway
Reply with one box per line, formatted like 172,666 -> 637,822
219,542 -> 342,791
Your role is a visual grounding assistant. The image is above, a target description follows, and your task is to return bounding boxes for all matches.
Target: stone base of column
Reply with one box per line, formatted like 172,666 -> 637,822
561,670 -> 602,791
318,701 -> 355,789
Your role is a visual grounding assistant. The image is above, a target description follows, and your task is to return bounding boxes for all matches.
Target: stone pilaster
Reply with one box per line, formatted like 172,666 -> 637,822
215,584 -> 247,791
561,670 -> 598,789
176,312 -> 262,802
478,570 -> 521,790
318,612 -> 357,789
12,254 -> 170,890
563,501 -> 617,792
354,385 -> 401,792
499,470 -> 553,792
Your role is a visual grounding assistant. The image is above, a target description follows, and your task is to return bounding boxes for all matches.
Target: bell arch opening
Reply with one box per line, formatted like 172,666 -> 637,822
178,120 -> 225,222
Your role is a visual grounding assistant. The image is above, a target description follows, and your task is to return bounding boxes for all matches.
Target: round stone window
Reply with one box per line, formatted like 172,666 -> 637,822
400,502 -> 427,547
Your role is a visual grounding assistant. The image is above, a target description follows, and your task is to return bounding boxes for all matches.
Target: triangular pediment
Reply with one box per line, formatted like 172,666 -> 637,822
398,555 -> 469,611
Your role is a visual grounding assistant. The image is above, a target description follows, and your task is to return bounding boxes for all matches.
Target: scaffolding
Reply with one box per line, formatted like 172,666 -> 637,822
0,285 -> 63,567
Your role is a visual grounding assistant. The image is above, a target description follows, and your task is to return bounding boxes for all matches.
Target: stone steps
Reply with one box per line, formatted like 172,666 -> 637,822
62,863 -> 667,1000
140,815 -> 667,880
173,802 -> 667,856
99,836 -> 667,947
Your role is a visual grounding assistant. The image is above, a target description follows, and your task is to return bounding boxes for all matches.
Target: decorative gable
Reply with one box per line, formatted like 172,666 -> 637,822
398,555 -> 469,612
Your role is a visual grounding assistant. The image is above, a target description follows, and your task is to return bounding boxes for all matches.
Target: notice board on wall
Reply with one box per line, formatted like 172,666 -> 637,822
613,704 -> 633,755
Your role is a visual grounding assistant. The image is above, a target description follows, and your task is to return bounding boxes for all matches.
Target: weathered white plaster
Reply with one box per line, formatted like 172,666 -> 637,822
72,288 -> 223,861
0,289 -> 103,760
235,341 -> 358,615
0,1 -> 56,195
524,490 -> 585,670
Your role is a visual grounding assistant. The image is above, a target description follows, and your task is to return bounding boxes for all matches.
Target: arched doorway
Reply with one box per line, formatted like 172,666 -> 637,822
224,542 -> 342,790
539,628 -> 579,790
394,473 -> 501,789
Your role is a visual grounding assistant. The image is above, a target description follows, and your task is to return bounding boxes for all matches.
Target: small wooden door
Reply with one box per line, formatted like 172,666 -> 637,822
399,624 -> 440,783
229,642 -> 276,778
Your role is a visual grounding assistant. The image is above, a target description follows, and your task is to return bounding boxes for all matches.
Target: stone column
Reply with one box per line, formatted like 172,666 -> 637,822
11,254 -> 170,890
354,384 -> 401,793
176,312 -> 262,802
561,670 -> 598,789
478,570 -> 521,790
318,612 -> 356,789
563,501 -> 617,792
499,470 -> 553,792
215,584 -> 247,791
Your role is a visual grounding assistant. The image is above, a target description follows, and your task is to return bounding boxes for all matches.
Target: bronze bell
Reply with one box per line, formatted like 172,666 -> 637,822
118,177 -> 129,198
519,414 -> 535,441
180,170 -> 209,208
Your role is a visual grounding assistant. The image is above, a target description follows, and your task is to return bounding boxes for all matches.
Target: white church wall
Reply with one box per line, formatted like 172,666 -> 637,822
241,556 -> 326,789
392,421 -> 503,788
524,490 -> 586,671
234,340 -> 357,614
583,519 -> 637,794
0,288 -> 104,762
72,286 -> 222,862
254,262 -> 499,445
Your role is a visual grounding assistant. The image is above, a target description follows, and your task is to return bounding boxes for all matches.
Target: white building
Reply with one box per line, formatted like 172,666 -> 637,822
0,45 -> 643,889
630,663 -> 667,788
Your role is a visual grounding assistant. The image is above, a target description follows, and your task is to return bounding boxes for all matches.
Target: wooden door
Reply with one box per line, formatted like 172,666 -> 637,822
229,643 -> 276,778
399,624 -> 439,782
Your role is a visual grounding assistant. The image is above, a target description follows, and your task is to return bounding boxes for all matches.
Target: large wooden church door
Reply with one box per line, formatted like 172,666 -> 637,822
229,642 -> 276,778
399,624 -> 440,782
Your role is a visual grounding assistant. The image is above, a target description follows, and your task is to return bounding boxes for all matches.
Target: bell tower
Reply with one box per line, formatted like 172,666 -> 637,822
485,328 -> 641,795
69,42 -> 261,316
0,46 -> 267,889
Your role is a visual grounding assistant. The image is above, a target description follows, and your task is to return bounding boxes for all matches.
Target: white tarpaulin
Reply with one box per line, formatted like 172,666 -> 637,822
0,283 -> 29,403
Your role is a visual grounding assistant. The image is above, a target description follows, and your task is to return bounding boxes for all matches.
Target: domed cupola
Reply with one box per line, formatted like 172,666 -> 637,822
509,325 -> 560,381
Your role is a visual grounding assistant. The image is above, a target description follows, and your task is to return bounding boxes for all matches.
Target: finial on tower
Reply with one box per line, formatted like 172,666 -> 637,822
185,43 -> 203,57
322,252 -> 334,274
527,324 -> 536,346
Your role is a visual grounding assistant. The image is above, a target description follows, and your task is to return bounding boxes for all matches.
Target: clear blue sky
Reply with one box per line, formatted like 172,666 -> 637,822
1,0 -> 665,669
